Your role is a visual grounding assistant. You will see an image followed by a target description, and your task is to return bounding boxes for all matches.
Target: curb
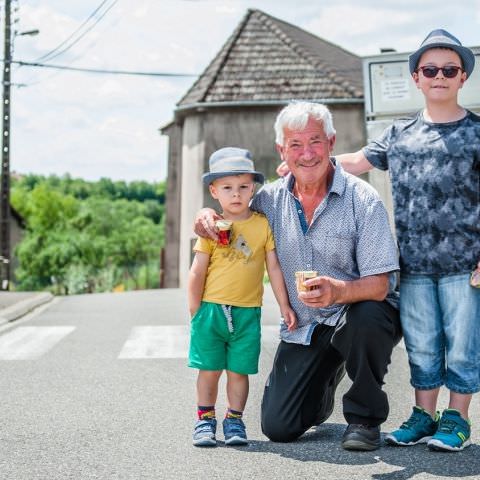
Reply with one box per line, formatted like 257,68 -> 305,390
0,292 -> 54,326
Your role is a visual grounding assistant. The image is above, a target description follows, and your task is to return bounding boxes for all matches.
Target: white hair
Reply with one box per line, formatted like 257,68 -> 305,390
274,102 -> 336,145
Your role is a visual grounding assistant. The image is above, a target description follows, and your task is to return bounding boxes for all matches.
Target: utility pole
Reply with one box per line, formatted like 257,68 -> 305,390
1,0 -> 12,290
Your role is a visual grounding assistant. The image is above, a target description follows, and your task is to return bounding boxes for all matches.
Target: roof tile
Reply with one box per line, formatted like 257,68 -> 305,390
178,9 -> 363,106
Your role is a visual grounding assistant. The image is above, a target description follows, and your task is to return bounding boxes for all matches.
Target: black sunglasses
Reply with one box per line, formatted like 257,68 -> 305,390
416,65 -> 464,78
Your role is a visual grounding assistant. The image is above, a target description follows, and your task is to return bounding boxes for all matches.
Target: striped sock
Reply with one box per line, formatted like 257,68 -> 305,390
225,408 -> 243,419
197,405 -> 215,420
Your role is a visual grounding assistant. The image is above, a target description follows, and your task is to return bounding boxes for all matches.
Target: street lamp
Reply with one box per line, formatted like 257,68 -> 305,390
17,29 -> 39,37
1,0 -> 38,290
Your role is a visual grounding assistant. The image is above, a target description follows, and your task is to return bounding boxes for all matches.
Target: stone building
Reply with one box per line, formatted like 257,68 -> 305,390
161,9 -> 367,287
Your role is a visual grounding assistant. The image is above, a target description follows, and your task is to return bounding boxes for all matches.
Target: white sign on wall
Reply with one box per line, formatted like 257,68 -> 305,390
380,78 -> 410,102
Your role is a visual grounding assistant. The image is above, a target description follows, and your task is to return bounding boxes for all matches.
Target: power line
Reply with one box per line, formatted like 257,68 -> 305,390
40,0 -> 119,63
34,0 -> 119,63
12,60 -> 198,78
15,1 -> 118,87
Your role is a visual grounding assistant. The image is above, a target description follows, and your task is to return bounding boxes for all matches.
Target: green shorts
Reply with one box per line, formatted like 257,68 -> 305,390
188,301 -> 261,375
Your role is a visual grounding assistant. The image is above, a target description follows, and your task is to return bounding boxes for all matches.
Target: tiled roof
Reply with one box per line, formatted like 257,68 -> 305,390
178,9 -> 363,107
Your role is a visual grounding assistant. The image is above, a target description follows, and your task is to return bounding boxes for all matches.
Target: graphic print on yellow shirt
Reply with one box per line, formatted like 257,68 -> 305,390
193,212 -> 275,307
221,234 -> 253,264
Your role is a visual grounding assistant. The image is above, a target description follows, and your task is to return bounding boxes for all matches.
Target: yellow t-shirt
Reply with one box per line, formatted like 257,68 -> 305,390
193,212 -> 275,307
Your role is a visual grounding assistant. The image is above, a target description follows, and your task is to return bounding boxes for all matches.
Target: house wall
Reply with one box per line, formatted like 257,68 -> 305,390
163,122 -> 183,287
178,114 -> 205,288
329,104 -> 366,155
167,103 -> 366,288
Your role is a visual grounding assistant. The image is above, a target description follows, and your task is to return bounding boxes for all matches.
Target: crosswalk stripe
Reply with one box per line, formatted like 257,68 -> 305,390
118,325 -> 280,359
0,326 -> 76,360
0,325 -> 281,361
118,326 -> 189,359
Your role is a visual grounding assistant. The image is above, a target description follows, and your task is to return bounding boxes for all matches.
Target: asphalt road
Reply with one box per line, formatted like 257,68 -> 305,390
0,288 -> 479,480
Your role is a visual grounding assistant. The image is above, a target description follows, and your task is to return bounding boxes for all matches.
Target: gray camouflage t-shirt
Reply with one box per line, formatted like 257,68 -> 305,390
363,110 -> 480,275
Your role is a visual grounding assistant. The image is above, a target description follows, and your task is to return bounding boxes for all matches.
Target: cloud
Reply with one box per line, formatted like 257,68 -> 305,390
8,0 -> 480,182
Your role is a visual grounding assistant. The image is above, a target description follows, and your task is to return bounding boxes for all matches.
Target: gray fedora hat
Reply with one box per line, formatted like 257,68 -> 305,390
409,29 -> 475,78
202,147 -> 265,185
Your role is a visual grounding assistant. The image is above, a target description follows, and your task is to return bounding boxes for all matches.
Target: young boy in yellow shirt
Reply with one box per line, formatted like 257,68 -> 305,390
188,147 -> 297,447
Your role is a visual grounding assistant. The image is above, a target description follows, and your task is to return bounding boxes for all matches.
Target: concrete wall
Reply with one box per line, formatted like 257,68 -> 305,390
163,103 -> 366,287
163,122 -> 183,287
329,104 -> 366,155
178,115 -> 205,288
365,119 -> 397,234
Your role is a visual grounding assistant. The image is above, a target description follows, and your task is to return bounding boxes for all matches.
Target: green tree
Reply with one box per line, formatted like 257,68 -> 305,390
11,175 -> 165,293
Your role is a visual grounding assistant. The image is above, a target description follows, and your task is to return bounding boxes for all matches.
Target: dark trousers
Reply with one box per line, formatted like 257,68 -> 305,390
261,300 -> 401,442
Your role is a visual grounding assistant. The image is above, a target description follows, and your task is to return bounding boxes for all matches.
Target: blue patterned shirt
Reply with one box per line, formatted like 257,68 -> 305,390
363,110 -> 480,275
251,160 -> 399,345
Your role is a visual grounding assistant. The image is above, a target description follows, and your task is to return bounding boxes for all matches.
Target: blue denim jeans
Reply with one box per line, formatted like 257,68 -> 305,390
400,273 -> 480,394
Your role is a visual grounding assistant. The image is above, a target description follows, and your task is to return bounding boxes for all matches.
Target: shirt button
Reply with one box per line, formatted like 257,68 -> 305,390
307,264 -> 311,268
298,209 -> 302,213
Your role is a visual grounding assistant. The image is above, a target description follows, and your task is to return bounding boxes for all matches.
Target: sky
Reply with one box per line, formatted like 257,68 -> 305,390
8,0 -> 480,183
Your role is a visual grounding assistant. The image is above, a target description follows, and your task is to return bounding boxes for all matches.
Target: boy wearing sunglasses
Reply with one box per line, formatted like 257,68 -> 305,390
335,29 -> 479,451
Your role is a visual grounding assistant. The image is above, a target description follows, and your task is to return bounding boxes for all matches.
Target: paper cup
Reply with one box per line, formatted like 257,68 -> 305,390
295,271 -> 318,292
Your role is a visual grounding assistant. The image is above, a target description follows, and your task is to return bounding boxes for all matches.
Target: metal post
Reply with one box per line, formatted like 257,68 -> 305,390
0,0 -> 12,290
160,247 -> 165,288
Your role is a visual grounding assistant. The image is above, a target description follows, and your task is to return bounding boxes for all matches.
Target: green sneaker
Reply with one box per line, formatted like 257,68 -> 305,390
385,406 -> 439,446
427,409 -> 471,452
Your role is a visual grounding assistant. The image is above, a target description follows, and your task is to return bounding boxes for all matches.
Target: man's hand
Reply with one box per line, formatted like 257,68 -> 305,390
470,261 -> 480,288
297,273 -> 389,307
193,208 -> 222,240
298,276 -> 344,308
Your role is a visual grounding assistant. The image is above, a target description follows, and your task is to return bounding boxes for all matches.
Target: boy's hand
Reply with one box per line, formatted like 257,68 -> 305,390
470,261 -> 480,288
193,208 -> 222,241
281,306 -> 297,331
276,161 -> 290,177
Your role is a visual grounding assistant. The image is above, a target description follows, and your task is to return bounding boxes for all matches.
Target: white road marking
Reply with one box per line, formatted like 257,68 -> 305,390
0,326 -> 76,360
118,326 -> 190,359
118,325 -> 281,359
0,322 -> 400,361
